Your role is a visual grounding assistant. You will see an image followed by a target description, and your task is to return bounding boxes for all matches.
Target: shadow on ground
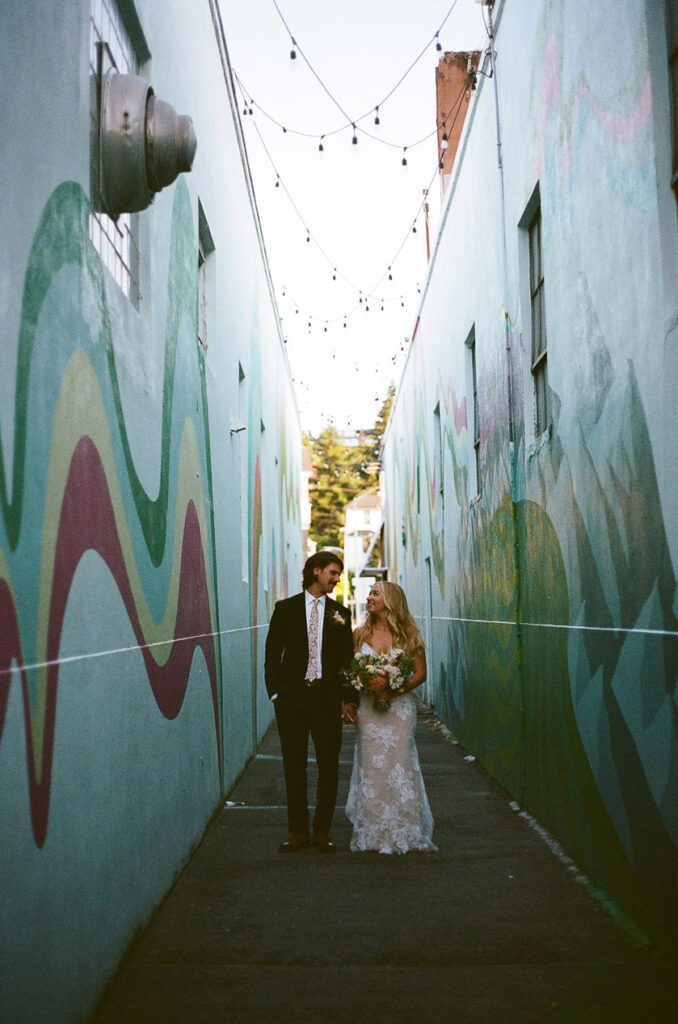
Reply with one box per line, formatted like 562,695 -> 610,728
92,709 -> 677,1023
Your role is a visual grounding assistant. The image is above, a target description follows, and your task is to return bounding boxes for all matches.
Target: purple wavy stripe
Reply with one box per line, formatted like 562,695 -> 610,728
2,435 -> 219,847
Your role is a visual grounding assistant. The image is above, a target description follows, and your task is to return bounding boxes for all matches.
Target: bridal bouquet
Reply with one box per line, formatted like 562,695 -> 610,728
342,648 -> 414,712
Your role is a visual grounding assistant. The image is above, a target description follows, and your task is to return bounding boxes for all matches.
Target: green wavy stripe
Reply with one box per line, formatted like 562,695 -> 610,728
1,180 -> 198,570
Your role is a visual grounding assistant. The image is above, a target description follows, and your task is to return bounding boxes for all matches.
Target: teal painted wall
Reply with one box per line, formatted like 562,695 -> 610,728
0,2 -> 302,1021
382,0 -> 677,943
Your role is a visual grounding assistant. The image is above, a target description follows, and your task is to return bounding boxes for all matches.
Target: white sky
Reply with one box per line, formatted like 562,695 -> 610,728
221,0 -> 488,435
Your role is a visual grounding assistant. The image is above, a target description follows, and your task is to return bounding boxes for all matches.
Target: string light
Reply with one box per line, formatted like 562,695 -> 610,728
234,40 -> 478,341
441,132 -> 449,150
268,0 -> 462,143
236,69 -> 463,155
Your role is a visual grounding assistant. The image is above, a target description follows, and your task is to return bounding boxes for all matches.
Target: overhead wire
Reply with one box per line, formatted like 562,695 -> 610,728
269,0 -> 461,133
235,68 -> 474,325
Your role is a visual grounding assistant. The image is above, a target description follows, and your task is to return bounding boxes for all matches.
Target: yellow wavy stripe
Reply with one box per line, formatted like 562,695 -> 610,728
29,348 -> 215,777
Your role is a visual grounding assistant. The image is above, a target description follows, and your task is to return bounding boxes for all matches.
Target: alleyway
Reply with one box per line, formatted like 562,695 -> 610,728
92,710 -> 675,1024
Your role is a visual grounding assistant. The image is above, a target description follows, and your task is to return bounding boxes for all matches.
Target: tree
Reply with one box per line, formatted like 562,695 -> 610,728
306,384 -> 395,549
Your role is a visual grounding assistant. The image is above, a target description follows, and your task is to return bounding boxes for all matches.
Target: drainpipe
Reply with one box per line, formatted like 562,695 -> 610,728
485,0 -> 526,804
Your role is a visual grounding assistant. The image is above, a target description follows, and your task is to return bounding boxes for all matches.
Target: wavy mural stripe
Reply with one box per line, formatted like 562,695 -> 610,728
2,433 -> 218,847
37,350 -> 215,680
533,30 -> 655,216
0,179 -> 222,847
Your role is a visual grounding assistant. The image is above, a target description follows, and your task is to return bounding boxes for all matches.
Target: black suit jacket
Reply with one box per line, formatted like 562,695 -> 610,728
264,591 -> 355,708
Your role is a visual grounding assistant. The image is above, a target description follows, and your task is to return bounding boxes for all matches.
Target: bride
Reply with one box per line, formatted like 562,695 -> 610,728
344,581 -> 437,854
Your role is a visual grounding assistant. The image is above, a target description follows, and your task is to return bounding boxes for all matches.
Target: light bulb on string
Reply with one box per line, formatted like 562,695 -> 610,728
275,174 -> 280,188
388,267 -> 393,280
319,136 -> 325,153
435,32 -> 443,53
282,126 -> 287,133
402,147 -> 408,168
374,106 -> 380,126
412,222 -> 417,234
290,40 -> 297,65
441,132 -> 449,151
332,268 -> 337,281
352,124 -> 358,145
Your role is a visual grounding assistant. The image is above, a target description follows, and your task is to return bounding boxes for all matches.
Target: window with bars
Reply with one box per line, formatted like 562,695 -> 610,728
529,206 -> 549,435
89,0 -> 140,303
198,202 -> 215,355
466,327 -> 480,495
433,402 -> 444,508
668,0 -> 678,194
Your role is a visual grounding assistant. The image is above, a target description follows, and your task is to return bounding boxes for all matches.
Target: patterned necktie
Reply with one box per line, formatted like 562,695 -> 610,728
305,599 -> 320,681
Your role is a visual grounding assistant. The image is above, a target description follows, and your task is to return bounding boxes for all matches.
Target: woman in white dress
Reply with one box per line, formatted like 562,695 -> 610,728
345,581 -> 437,854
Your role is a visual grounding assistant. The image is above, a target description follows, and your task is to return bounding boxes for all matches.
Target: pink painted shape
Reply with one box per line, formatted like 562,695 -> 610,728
2,435 -> 219,847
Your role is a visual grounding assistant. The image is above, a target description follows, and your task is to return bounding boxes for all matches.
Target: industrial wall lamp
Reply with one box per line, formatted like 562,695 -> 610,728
93,44 -> 197,218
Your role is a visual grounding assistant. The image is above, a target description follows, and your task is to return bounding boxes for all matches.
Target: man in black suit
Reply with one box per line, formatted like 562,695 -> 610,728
265,550 -> 356,853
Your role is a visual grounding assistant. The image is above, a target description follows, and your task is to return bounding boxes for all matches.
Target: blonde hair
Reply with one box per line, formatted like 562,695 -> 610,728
356,581 -> 424,657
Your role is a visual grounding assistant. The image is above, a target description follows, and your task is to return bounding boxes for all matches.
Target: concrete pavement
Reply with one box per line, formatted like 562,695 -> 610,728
92,708 -> 676,1023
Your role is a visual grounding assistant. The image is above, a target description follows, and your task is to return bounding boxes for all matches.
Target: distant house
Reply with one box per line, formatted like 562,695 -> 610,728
343,489 -> 382,623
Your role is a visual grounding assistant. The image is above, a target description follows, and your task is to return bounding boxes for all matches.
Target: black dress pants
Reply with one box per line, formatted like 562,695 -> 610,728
274,686 -> 342,836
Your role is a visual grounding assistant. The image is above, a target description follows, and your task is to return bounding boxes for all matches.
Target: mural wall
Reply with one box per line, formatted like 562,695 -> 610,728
0,2 -> 301,1021
382,0 -> 677,944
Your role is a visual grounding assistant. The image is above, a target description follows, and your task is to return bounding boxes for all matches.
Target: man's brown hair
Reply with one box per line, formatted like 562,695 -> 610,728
302,550 -> 344,589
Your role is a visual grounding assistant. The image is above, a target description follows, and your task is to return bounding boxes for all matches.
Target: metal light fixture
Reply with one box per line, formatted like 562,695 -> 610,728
98,68 -> 197,218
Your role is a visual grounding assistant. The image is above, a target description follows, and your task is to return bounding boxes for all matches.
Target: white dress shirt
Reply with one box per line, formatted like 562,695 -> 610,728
305,590 -> 326,679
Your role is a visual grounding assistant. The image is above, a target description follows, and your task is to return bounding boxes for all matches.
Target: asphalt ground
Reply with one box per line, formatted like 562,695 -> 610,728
92,707 -> 676,1023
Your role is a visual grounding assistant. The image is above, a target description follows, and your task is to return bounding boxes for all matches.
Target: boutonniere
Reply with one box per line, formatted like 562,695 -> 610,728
330,609 -> 347,626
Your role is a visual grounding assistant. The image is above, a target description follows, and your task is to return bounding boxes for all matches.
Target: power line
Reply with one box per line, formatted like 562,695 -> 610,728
236,70 -> 473,322
269,0 -> 461,134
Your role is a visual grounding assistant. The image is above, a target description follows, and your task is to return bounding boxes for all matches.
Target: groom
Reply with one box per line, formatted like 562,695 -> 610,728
265,550 -> 355,853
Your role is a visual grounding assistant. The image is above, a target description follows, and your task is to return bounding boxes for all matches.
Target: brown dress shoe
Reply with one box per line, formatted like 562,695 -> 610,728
278,833 -> 311,853
313,834 -> 337,853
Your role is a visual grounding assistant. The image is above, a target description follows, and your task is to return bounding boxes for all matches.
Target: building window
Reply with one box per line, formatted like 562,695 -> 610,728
198,203 -> 215,355
668,0 -> 678,192
89,0 -> 140,303
433,402 -> 444,508
465,326 -> 480,496
528,205 -> 549,435
238,362 -> 249,583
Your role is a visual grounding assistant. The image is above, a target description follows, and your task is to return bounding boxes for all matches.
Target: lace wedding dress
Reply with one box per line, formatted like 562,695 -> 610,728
345,643 -> 437,854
